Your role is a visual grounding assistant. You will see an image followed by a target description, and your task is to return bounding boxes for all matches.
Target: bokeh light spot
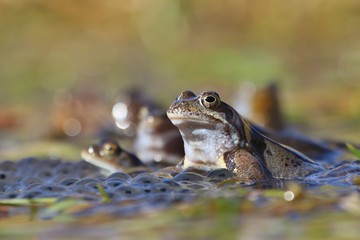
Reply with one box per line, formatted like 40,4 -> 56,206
63,118 -> 82,137
112,102 -> 128,122
284,191 -> 295,201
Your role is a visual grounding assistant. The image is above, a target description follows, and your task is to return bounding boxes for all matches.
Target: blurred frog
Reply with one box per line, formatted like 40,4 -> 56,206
134,107 -> 184,166
112,88 -> 184,166
112,89 -> 161,137
233,82 -> 284,131
233,82 -> 350,164
81,139 -> 147,174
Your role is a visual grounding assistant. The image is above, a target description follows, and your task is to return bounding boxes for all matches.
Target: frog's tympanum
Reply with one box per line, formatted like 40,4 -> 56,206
167,91 -> 325,182
134,108 -> 184,165
81,139 -> 146,173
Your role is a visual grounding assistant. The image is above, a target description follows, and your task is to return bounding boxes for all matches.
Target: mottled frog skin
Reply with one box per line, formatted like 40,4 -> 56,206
81,139 -> 146,174
167,91 -> 325,182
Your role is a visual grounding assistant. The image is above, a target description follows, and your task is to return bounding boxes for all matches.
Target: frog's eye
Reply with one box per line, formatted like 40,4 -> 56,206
200,92 -> 220,109
102,142 -> 121,157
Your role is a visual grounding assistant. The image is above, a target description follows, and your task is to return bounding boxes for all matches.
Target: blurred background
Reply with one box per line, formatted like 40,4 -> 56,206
1,0 -> 360,158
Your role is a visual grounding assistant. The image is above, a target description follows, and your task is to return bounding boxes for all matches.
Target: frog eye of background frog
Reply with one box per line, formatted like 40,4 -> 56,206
177,90 -> 196,100
102,143 -> 121,156
200,92 -> 220,109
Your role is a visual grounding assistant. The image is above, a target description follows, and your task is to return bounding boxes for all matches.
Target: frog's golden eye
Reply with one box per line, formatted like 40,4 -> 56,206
102,143 -> 120,156
201,92 -> 220,109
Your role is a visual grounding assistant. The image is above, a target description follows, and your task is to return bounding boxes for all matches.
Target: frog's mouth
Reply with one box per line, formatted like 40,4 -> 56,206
168,114 -> 222,127
81,145 -> 100,159
169,118 -> 219,135
169,117 -> 212,125
81,147 -> 122,173
81,145 -> 104,165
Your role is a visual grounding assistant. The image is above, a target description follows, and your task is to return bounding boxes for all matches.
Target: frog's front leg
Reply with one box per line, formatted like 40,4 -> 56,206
224,148 -> 271,182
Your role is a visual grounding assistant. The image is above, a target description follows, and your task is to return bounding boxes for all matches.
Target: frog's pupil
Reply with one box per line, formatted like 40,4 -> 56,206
205,96 -> 215,103
105,145 -> 113,151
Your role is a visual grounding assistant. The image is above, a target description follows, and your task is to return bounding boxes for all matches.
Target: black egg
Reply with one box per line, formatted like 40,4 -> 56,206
60,178 -> 79,186
106,172 -> 132,181
131,174 -> 162,186
207,168 -> 234,180
173,172 -> 205,182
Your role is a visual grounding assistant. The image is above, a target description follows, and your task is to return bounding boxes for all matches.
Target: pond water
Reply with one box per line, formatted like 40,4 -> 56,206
0,153 -> 359,240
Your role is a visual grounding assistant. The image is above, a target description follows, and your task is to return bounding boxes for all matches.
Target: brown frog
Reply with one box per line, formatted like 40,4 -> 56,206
112,89 -> 161,137
167,90 -> 325,182
233,82 -> 284,131
233,82 -> 344,163
134,108 -> 184,166
81,139 -> 147,174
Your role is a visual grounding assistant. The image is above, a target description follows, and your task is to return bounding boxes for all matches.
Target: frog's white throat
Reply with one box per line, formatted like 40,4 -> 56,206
174,120 -> 240,170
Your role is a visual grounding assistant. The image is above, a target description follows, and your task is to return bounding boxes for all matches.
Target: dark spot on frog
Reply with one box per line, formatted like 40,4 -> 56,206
285,163 -> 289,167
265,150 -> 273,156
250,135 -> 267,158
223,151 -> 236,172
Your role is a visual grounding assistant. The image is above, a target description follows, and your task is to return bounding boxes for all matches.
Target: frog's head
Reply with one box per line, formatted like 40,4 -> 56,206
167,91 -> 248,170
84,139 -> 122,159
81,139 -> 124,171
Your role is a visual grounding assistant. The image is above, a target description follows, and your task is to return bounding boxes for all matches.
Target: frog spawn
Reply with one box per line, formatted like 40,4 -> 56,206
1,157 -> 359,218
1,157 -> 359,200
0,158 -> 235,203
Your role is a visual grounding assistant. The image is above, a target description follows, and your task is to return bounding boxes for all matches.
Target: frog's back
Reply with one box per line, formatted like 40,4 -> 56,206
249,127 -> 325,179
